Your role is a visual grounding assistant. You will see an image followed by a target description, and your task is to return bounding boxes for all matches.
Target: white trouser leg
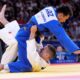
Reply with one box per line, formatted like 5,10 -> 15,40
1,39 -> 18,64
0,21 -> 20,64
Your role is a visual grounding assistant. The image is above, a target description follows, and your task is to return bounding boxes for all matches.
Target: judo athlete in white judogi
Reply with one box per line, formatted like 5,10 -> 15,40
0,20 -> 56,72
1,23 -> 55,72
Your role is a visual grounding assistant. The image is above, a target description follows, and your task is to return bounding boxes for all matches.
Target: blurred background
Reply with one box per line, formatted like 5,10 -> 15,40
0,0 -> 80,63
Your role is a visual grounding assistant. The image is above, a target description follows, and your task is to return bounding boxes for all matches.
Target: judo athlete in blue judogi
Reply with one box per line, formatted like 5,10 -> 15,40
0,5 -> 80,72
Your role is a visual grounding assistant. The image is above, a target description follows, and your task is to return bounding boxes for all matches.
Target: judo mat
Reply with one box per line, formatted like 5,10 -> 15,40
0,63 -> 80,80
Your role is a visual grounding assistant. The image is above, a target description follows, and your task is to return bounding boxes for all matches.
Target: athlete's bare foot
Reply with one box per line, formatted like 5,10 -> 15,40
0,5 -> 9,25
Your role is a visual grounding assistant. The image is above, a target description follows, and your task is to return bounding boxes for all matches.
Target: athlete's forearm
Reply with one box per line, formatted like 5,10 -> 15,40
74,50 -> 80,54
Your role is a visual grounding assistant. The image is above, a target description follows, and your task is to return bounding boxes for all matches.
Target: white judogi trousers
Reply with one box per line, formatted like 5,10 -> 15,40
0,21 -> 20,64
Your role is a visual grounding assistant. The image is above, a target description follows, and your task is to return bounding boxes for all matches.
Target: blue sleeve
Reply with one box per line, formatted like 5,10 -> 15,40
45,20 -> 79,53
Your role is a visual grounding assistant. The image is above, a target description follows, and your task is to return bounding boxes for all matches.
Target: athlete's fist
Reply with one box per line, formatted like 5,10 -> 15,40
30,25 -> 37,34
30,25 -> 37,39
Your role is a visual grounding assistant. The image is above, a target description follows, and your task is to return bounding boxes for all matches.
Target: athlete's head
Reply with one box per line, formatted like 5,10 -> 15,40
39,44 -> 56,62
56,5 -> 72,23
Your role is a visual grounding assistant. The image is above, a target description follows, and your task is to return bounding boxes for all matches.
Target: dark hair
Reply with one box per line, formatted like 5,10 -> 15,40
56,5 -> 73,17
47,44 -> 56,58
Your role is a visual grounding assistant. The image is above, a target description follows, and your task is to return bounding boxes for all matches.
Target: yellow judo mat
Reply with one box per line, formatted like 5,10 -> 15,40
0,63 -> 80,80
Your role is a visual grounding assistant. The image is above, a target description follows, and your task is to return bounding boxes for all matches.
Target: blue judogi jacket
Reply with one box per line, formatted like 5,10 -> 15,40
25,6 -> 79,53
